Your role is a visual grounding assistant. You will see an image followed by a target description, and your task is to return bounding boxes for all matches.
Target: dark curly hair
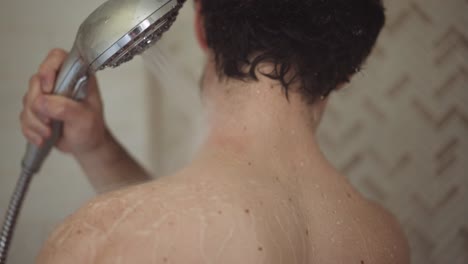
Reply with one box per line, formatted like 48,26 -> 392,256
199,0 -> 385,103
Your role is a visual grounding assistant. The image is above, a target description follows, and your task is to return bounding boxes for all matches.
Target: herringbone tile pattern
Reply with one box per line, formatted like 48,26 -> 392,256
317,0 -> 468,263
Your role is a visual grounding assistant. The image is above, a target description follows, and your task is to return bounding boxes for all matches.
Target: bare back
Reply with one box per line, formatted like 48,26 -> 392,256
37,163 -> 409,264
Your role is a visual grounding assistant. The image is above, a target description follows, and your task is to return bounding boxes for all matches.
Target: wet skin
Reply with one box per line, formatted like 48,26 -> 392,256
36,59 -> 410,264
36,152 -> 409,264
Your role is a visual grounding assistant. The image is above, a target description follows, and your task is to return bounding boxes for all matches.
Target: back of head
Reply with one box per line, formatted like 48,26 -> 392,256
200,0 -> 385,103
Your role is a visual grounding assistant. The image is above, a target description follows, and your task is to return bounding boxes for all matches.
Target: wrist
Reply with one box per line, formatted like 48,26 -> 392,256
72,129 -> 152,193
73,129 -> 120,166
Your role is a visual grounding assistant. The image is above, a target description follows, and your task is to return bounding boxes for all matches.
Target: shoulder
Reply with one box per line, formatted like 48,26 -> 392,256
37,176 -> 264,264
362,199 -> 411,264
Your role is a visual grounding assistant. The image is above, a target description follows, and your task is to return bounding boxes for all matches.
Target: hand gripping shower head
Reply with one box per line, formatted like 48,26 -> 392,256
24,0 -> 185,173
0,0 -> 185,263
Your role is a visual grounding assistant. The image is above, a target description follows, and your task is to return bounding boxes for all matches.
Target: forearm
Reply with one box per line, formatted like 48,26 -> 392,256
75,131 -> 152,193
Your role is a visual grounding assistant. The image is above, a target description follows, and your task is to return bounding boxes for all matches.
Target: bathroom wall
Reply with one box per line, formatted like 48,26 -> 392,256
0,0 -> 154,263
149,0 -> 468,263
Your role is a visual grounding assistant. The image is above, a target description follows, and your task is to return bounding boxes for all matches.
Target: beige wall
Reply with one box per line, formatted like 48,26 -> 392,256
0,0 -> 467,264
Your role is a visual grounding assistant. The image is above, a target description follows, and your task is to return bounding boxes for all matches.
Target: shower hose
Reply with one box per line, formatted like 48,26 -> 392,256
0,169 -> 35,264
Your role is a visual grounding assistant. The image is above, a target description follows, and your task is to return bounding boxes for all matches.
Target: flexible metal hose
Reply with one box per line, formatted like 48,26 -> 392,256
0,169 -> 35,264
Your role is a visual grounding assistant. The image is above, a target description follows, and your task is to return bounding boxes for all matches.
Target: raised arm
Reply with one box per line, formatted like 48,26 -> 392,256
20,48 -> 151,193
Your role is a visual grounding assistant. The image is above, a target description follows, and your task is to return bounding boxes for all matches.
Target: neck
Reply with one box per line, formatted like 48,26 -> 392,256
195,59 -> 330,175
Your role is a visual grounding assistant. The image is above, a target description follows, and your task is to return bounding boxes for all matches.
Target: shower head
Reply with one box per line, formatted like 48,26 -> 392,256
77,0 -> 184,71
48,0 -> 185,99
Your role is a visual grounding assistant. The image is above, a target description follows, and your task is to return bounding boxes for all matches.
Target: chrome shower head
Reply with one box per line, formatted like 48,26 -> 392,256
76,0 -> 184,71
44,0 -> 185,101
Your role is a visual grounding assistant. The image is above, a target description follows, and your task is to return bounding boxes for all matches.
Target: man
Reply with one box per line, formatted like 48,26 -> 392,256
21,0 -> 410,263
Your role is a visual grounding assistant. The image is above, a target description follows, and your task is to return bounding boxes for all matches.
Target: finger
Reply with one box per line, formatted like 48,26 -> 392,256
33,94 -> 89,124
21,123 -> 44,147
38,48 -> 68,80
38,113 -> 51,125
38,49 -> 68,93
21,109 -> 51,138
24,75 -> 42,107
25,75 -> 51,124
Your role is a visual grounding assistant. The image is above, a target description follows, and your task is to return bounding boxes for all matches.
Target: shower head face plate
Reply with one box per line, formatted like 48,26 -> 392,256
98,6 -> 179,70
74,0 -> 182,72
